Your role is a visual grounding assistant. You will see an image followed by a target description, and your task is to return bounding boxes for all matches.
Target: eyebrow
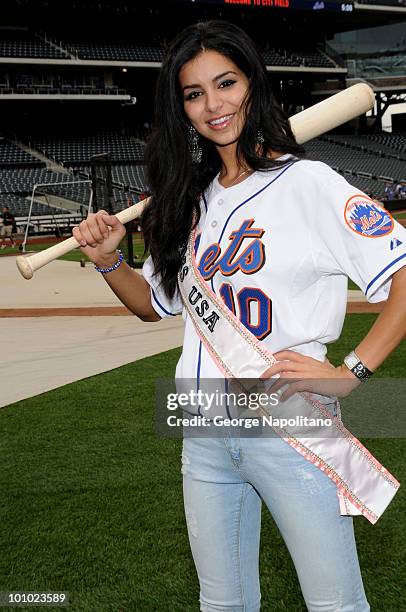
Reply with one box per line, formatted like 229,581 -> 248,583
182,71 -> 237,91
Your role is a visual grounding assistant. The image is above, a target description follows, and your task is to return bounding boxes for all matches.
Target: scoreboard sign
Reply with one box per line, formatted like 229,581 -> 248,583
162,0 -> 354,11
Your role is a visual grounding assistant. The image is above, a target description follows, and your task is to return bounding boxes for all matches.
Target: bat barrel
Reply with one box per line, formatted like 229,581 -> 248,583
290,83 -> 375,144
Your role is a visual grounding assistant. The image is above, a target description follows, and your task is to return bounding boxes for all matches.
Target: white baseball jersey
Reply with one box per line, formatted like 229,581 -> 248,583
143,158 -> 406,381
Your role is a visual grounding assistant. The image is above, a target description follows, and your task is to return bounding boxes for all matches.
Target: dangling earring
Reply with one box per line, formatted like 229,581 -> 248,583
188,125 -> 202,164
256,129 -> 265,144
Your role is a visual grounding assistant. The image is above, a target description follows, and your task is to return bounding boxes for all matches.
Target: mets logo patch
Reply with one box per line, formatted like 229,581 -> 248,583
344,195 -> 394,238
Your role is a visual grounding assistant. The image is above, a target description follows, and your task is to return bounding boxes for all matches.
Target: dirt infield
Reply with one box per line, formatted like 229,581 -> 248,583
346,302 -> 384,313
0,302 -> 384,317
0,306 -> 132,317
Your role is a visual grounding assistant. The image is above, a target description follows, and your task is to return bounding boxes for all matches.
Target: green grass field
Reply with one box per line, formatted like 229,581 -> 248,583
0,314 -> 404,611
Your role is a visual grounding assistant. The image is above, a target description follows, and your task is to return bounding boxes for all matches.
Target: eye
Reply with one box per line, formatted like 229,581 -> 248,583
219,79 -> 236,89
184,90 -> 202,102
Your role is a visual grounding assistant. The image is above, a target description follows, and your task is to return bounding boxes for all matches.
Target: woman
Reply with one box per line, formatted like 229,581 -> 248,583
73,21 -> 406,612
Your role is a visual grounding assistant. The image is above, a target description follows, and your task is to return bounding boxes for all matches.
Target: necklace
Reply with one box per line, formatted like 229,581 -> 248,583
220,168 -> 251,188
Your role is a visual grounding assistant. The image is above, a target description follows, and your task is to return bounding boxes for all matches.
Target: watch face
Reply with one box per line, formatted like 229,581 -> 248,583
345,353 -> 359,370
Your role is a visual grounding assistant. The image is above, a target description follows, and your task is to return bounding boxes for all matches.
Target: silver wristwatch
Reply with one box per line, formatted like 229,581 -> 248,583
343,350 -> 374,381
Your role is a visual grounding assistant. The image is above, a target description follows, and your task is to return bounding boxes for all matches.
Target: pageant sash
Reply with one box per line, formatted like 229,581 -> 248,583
177,229 -> 400,524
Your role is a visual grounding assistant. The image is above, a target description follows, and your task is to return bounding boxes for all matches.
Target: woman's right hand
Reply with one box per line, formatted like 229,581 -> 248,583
72,210 -> 127,267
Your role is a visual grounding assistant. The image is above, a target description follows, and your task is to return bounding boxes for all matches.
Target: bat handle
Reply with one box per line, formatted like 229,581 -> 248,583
16,235 -> 80,280
15,200 -> 149,279
16,255 -> 35,280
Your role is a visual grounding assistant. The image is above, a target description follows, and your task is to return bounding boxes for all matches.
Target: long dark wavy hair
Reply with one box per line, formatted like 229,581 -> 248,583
142,20 -> 305,299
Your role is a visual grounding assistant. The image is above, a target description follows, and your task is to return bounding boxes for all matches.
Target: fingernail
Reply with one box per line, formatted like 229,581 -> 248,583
80,241 -> 86,247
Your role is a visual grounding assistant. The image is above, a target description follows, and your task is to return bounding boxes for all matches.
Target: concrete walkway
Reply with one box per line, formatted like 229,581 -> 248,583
0,315 -> 184,408
1,255 -> 126,308
0,256 -> 184,407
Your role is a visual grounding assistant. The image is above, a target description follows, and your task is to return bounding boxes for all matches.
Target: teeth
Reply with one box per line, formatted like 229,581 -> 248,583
209,114 -> 233,126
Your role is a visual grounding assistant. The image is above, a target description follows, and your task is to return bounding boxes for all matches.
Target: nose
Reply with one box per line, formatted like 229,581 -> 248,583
205,88 -> 223,114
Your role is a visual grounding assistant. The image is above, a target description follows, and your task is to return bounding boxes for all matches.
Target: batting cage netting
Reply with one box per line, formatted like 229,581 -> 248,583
90,152 -> 143,267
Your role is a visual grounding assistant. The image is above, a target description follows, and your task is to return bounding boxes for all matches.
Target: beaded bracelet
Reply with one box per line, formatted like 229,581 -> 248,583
94,250 -> 124,274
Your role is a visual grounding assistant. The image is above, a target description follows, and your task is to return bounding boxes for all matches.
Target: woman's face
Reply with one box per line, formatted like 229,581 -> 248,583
179,49 -> 250,148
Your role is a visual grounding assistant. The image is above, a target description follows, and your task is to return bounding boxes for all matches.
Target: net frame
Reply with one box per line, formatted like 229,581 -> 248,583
22,179 -> 92,252
90,152 -> 114,214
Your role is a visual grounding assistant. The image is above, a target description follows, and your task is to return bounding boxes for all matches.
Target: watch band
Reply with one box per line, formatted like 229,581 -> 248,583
343,350 -> 374,381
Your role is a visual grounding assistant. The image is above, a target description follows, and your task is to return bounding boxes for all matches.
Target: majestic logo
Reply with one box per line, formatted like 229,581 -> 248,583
344,195 -> 394,238
390,237 -> 403,251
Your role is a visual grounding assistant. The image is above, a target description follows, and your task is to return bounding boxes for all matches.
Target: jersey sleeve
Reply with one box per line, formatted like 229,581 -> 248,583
142,255 -> 183,318
310,163 -> 406,303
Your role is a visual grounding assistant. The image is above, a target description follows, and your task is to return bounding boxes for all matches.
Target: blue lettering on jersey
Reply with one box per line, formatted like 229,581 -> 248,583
198,219 -> 265,280
195,220 -> 271,340
194,233 -> 201,256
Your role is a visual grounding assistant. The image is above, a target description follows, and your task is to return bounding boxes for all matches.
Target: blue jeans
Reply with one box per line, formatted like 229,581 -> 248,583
182,433 -> 370,612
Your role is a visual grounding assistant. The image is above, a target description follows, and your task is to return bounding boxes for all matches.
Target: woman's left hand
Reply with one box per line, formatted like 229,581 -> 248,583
260,350 -> 361,401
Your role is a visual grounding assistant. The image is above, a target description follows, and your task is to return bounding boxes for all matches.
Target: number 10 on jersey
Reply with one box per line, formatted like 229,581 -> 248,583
219,283 -> 272,340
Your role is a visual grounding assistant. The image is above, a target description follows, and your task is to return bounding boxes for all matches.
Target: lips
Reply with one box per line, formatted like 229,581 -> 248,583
207,114 -> 234,130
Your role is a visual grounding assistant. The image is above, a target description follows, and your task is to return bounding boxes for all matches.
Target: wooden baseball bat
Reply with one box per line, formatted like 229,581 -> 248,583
16,83 -> 375,280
